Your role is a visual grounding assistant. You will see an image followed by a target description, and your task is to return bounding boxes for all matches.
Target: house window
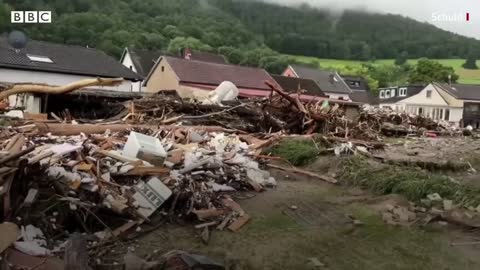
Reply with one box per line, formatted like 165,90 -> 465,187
384,90 -> 391,99
445,109 -> 450,121
399,87 -> 407,96
161,66 -> 165,72
391,89 -> 396,97
27,54 -> 53,63
439,109 -> 443,120
426,90 -> 432,98
379,90 -> 385,99
418,107 -> 423,115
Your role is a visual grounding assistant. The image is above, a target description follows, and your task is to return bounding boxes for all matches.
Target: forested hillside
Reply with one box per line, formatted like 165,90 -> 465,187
213,0 -> 480,60
0,0 -> 479,72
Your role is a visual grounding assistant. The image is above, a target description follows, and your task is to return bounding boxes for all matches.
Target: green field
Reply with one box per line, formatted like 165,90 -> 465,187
291,56 -> 480,85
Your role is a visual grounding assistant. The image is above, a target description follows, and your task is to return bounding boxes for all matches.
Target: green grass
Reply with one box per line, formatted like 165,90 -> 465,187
340,157 -> 480,206
267,138 -> 320,166
290,55 -> 480,85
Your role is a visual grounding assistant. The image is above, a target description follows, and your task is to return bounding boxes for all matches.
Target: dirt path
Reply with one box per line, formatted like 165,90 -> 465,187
126,168 -> 480,270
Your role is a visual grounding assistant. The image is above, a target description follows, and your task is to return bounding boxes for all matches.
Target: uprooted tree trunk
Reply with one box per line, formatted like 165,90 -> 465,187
0,77 -> 124,100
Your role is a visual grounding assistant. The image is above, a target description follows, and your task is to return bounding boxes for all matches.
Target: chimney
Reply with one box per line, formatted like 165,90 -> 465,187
182,48 -> 192,60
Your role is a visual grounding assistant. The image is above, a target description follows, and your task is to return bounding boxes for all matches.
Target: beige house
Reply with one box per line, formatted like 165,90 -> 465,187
144,56 -> 280,99
378,83 -> 464,126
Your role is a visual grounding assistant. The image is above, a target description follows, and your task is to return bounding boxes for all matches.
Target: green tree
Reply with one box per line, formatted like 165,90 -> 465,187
259,55 -> 292,74
163,25 -> 184,39
395,51 -> 408,65
462,53 -> 478,70
167,37 -> 212,55
218,46 -> 244,64
409,58 -> 459,84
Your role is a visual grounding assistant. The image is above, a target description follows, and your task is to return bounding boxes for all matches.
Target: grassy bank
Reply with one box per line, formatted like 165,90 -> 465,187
340,157 -> 480,206
290,56 -> 480,85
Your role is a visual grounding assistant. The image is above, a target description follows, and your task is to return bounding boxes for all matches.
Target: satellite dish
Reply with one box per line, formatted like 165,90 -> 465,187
8,31 -> 28,52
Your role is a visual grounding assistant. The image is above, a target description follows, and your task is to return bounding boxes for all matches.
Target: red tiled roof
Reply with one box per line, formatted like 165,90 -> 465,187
163,56 -> 281,91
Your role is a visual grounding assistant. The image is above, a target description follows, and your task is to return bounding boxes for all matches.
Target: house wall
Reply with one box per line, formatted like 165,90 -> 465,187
178,85 -> 211,100
0,68 -> 134,92
145,59 -> 180,93
8,94 -> 41,113
282,66 -> 297,77
400,84 -> 447,106
120,50 -> 143,92
324,92 -> 351,101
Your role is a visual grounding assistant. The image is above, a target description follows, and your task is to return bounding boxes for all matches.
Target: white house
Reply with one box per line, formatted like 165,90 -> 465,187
0,36 -> 142,113
433,83 -> 480,128
378,84 -> 464,126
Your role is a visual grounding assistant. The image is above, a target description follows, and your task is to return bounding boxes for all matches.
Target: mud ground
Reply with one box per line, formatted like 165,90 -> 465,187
108,164 -> 480,270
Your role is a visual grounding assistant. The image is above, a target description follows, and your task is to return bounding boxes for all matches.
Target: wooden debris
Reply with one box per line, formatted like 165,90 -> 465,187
267,164 -> 337,184
228,214 -> 251,232
0,77 -> 123,99
194,221 -> 219,229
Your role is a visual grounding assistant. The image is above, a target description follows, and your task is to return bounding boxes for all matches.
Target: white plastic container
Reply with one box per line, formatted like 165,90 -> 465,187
123,132 -> 167,162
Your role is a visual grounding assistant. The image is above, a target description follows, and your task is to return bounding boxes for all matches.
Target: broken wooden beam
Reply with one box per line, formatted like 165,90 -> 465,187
267,163 -> 337,184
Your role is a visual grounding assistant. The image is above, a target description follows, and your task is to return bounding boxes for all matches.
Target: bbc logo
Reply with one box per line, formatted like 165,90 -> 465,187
11,11 -> 52,23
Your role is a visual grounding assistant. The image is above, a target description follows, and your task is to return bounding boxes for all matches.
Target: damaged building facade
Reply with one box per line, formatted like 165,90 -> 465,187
0,36 -> 142,116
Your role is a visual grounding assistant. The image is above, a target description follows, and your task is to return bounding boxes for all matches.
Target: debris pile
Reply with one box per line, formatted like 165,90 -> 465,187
0,126 -> 277,257
119,83 -> 348,135
353,108 -> 459,140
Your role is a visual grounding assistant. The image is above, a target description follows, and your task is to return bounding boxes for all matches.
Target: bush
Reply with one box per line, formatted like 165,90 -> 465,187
269,139 -> 319,166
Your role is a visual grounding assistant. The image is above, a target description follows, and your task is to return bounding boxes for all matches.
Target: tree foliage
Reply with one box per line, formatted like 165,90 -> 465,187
462,52 -> 478,70
395,51 -> 408,66
1,0 -> 479,63
409,59 -> 459,84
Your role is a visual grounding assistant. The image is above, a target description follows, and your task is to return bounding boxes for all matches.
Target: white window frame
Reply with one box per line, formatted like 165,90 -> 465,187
399,87 -> 407,97
379,90 -> 385,99
390,88 -> 396,97
27,54 -> 53,63
384,89 -> 391,99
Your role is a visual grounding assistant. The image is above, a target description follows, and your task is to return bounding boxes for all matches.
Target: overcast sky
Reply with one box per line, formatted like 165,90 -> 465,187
262,0 -> 480,39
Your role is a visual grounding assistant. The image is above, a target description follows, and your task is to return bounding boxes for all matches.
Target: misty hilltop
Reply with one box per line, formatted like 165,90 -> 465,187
1,0 -> 479,62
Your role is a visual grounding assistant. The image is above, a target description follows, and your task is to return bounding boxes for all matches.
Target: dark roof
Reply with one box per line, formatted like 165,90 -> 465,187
271,75 -> 326,97
288,65 -> 351,94
187,51 -> 226,64
126,48 -> 163,78
0,36 -> 141,80
435,83 -> 480,101
123,48 -> 227,78
378,85 -> 425,103
341,75 -> 370,91
350,90 -> 375,104
153,56 -> 280,90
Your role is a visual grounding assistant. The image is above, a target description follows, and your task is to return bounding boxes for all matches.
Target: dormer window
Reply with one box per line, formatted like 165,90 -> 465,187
27,54 -> 53,63
385,89 -> 391,99
390,88 -> 396,97
399,87 -> 407,96
379,90 -> 385,99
